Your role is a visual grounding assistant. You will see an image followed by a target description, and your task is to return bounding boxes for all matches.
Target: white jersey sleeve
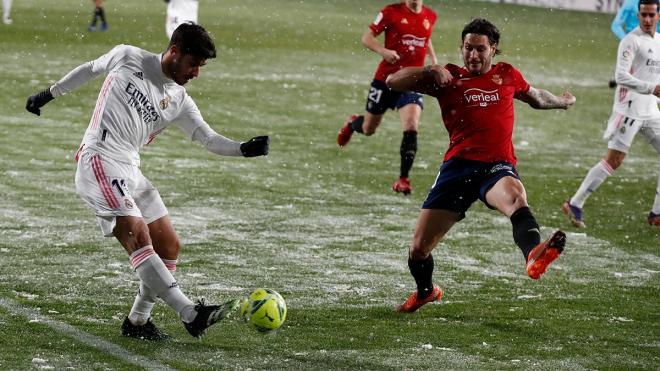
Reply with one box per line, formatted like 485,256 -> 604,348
50,45 -> 130,98
615,33 -> 655,94
175,95 -> 242,156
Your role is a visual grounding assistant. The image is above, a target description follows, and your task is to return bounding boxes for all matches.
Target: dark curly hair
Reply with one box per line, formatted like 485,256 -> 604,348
461,18 -> 502,55
168,22 -> 216,59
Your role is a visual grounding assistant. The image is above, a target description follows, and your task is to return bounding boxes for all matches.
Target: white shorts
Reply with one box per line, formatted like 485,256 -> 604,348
75,151 -> 168,237
603,112 -> 660,153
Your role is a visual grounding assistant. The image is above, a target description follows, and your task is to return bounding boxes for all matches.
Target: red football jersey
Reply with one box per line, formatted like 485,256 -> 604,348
369,3 -> 437,82
434,62 -> 530,165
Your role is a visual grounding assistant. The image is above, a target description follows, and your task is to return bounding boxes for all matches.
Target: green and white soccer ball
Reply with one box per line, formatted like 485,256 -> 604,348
240,288 -> 287,332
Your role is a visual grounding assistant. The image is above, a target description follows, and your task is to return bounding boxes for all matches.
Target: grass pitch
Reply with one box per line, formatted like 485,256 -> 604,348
0,0 -> 658,369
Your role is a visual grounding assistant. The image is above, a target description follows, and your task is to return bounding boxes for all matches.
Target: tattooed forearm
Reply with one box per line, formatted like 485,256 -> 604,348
523,87 -> 571,109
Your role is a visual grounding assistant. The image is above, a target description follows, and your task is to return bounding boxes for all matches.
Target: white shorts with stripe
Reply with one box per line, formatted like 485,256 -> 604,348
75,150 -> 168,237
603,112 -> 660,153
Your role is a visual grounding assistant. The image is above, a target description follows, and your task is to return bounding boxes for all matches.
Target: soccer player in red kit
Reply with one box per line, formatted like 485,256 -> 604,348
386,18 -> 576,312
337,0 -> 438,195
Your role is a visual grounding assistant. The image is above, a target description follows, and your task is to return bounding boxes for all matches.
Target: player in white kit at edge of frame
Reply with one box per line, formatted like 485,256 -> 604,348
25,22 -> 270,340
165,0 -> 199,39
563,0 -> 660,228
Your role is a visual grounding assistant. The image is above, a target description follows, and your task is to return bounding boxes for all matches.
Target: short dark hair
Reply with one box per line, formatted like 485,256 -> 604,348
168,22 -> 217,59
639,0 -> 660,11
461,18 -> 502,55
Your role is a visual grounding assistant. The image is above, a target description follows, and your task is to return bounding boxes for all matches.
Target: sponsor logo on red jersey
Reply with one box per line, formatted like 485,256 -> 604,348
401,34 -> 426,48
464,88 -> 501,107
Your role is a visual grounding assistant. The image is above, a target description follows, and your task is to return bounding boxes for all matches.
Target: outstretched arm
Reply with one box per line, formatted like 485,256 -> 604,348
517,86 -> 576,110
26,61 -> 101,116
386,64 -> 452,96
26,45 -> 126,116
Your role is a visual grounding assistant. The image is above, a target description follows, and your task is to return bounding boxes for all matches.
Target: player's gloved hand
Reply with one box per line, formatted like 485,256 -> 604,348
26,89 -> 55,116
240,136 -> 269,157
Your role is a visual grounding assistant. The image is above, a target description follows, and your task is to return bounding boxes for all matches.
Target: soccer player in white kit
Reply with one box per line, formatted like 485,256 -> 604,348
564,0 -> 660,228
165,0 -> 198,39
25,22 -> 270,340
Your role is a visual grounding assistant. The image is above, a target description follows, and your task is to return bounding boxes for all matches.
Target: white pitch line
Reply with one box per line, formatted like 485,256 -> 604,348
0,297 -> 174,370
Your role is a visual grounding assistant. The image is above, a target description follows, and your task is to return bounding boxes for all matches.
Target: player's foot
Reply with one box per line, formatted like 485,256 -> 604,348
526,230 -> 566,280
392,176 -> 412,195
3,18 -> 12,25
121,317 -> 169,341
183,298 -> 240,338
397,286 -> 443,313
562,200 -> 585,228
608,79 -> 617,88
648,211 -> 660,226
337,114 -> 357,147
100,22 -> 108,32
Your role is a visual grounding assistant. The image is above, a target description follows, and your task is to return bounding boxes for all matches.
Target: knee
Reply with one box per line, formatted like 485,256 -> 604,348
113,222 -> 151,252
409,236 -> 439,260
508,189 -> 527,209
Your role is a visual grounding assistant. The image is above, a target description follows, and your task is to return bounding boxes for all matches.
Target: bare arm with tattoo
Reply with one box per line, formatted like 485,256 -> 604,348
518,86 -> 576,110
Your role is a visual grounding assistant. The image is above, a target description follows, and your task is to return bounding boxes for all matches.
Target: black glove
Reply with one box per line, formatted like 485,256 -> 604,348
240,136 -> 269,157
26,88 -> 55,116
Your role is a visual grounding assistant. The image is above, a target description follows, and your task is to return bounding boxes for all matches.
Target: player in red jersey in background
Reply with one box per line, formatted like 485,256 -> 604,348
337,0 -> 438,195
386,18 -> 576,312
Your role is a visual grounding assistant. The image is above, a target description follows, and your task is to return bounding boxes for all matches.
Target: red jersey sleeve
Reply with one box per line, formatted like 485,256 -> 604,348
510,65 -> 531,99
369,6 -> 393,36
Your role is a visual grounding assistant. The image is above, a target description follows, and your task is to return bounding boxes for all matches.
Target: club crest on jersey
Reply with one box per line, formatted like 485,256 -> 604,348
401,18 -> 409,24
423,19 -> 430,30
160,96 -> 171,110
464,88 -> 500,107
124,198 -> 134,209
491,74 -> 502,85
133,71 -> 143,80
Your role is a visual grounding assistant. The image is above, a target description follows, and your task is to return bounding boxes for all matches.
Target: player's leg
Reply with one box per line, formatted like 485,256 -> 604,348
398,159 -> 474,312
639,122 -> 660,226
2,0 -> 12,24
96,0 -> 107,31
565,113 -> 638,227
397,209 -> 458,313
125,215 -> 179,330
392,99 -> 422,195
115,216 -> 238,338
337,79 -> 390,146
484,169 -> 565,279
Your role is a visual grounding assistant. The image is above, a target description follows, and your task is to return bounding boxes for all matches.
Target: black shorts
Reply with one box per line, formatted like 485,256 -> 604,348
365,79 -> 424,115
422,158 -> 520,220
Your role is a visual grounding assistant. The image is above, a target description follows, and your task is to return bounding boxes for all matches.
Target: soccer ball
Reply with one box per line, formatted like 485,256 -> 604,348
240,288 -> 287,332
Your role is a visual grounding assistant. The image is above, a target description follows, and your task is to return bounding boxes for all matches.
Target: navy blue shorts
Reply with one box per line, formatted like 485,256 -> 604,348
422,158 -> 520,219
365,79 -> 424,115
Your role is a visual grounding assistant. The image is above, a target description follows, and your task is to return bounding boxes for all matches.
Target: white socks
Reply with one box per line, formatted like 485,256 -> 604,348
653,173 -> 660,215
129,246 -> 197,324
570,160 -> 614,208
128,258 -> 178,326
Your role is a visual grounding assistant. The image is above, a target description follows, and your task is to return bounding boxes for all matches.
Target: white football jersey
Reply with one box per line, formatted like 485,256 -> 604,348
613,27 -> 660,120
50,44 -> 235,166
